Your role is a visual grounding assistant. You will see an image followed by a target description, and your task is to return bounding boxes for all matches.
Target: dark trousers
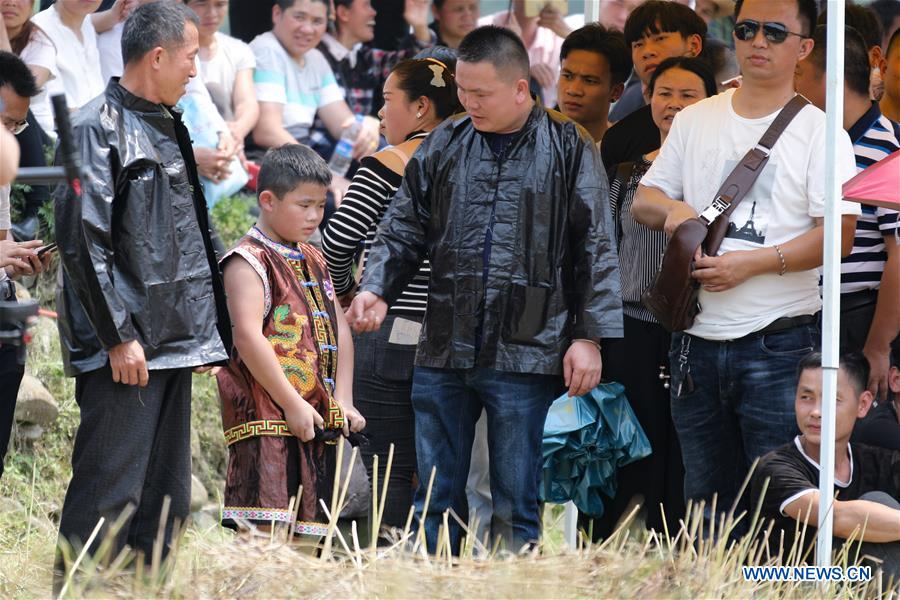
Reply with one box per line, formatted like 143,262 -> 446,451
0,344 -> 25,480
857,491 -> 900,580
352,314 -> 420,531
411,366 -> 561,553
579,315 -> 685,539
56,366 -> 192,573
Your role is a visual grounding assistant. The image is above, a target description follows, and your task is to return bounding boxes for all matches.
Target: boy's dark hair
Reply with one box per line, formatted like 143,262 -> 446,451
808,25 -> 871,98
390,56 -> 462,120
122,2 -> 199,66
257,144 -> 332,200
0,51 -> 39,98
870,0 -> 900,41
623,0 -> 707,47
818,3 -> 883,50
560,23 -> 633,88
701,37 -> 739,82
647,56 -> 718,98
457,25 -> 530,81
889,27 -> 900,57
797,351 -> 871,397
735,0 -> 819,38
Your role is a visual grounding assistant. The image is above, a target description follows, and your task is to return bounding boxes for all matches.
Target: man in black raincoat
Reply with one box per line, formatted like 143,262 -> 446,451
53,3 -> 231,571
349,25 -> 623,553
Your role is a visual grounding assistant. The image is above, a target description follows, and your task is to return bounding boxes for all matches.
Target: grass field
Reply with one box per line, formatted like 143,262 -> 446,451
1,204 -> 897,598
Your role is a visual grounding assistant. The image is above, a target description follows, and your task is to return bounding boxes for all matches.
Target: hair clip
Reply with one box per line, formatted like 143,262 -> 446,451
428,64 -> 446,88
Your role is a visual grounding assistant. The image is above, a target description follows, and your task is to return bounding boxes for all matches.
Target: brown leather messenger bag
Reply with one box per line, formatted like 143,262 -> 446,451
641,95 -> 810,332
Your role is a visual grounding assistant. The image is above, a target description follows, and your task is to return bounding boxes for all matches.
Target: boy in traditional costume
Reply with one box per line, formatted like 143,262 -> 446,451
217,144 -> 365,537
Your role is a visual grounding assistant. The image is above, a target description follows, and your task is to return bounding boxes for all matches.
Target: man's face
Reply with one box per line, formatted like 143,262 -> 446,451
793,57 -> 825,111
432,0 -> 479,45
631,27 -> 699,85
456,60 -> 528,133
339,0 -> 377,44
273,0 -> 329,58
733,0 -> 812,86
558,50 -> 618,129
598,0 -> 644,32
156,22 -> 199,106
795,367 -> 872,447
0,85 -> 29,134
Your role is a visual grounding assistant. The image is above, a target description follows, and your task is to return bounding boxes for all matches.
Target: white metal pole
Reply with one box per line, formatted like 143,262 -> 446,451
584,0 -> 600,23
817,0 -> 845,569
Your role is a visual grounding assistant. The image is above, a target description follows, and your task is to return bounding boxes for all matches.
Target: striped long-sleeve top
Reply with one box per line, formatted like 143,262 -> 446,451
322,144 -> 431,316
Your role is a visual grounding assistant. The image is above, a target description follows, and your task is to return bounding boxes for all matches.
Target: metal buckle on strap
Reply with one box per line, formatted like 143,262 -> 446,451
699,195 -> 731,225
754,144 -> 771,158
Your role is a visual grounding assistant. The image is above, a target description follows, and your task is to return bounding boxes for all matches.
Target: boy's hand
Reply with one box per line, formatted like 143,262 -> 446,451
340,403 -> 366,437
284,398 -> 325,442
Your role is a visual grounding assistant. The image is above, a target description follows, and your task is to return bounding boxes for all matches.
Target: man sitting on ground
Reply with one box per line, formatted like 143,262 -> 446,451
752,352 -> 900,576
853,343 -> 900,452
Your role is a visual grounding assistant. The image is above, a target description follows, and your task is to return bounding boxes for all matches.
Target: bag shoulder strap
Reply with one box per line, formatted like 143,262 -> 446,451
703,95 -> 809,255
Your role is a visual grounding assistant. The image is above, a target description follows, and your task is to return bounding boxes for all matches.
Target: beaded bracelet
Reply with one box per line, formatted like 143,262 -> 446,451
774,244 -> 787,276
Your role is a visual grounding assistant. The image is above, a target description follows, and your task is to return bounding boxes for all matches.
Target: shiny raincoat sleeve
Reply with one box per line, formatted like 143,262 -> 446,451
55,120 -> 137,349
358,140 -> 432,305
568,139 -> 623,341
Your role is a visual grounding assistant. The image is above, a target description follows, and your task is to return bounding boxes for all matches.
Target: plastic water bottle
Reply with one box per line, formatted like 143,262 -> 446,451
328,115 -> 362,178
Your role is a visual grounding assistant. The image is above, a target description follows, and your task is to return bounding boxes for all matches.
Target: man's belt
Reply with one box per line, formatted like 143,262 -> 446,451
754,314 -> 818,337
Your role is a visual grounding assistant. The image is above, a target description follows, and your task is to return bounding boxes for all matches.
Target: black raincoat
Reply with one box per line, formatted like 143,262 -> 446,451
54,80 -> 231,376
361,104 -> 623,376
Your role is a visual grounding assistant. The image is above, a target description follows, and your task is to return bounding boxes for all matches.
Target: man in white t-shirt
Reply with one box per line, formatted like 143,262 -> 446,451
633,0 -> 861,527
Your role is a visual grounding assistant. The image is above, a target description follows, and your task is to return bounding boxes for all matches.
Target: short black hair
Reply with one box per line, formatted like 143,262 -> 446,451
797,351 -> 871,397
623,0 -> 707,47
701,37 -> 739,82
0,51 -> 39,98
257,144 -> 332,200
648,56 -> 718,98
457,25 -> 530,81
735,0 -> 819,38
889,27 -> 900,57
122,2 -> 199,66
808,24 -> 871,98
560,23 -> 633,88
818,3 -> 883,50
870,0 -> 900,42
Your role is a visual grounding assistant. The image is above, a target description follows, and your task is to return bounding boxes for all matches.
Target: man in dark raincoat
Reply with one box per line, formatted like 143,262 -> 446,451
53,2 -> 231,573
349,25 -> 623,553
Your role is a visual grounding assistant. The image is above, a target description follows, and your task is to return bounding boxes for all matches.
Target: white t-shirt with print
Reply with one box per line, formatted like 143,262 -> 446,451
641,88 -> 860,341
250,31 -> 344,142
199,32 -> 256,114
32,5 -> 105,113
19,27 -> 59,136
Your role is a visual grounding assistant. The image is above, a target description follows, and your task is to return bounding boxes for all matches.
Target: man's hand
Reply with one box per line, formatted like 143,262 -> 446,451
530,63 -> 556,90
351,116 -> 380,160
1,239 -> 41,273
330,175 -> 351,207
537,4 -> 572,38
193,365 -> 221,376
284,397 -> 325,442
347,291 -> 388,333
109,340 -> 149,387
563,340 -> 602,397
692,250 -> 756,292
663,202 -> 699,237
403,0 -> 431,31
863,342 -> 891,402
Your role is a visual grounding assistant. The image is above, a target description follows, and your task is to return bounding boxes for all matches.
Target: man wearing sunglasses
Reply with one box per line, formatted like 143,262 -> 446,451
633,0 -> 861,534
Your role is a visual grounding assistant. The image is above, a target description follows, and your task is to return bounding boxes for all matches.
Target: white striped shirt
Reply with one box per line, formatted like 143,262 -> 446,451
841,106 -> 900,294
322,143 -> 431,315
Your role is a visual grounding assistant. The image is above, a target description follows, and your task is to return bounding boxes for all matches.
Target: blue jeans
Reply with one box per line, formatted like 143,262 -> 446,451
410,366 -> 562,554
669,324 -> 818,527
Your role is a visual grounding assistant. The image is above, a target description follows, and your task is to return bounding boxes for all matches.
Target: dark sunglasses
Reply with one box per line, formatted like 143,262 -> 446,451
733,19 -> 807,44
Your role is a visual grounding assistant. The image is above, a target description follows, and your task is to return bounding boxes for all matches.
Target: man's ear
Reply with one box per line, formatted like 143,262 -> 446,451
610,82 -> 625,103
686,34 -> 703,57
798,37 -> 815,62
858,389 -> 875,419
516,77 -> 531,103
149,46 -> 165,69
335,3 -> 350,25
272,4 -> 282,26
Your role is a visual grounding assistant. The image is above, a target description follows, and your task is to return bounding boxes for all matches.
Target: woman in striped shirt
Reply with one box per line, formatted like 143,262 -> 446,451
322,52 -> 461,534
588,57 -> 718,540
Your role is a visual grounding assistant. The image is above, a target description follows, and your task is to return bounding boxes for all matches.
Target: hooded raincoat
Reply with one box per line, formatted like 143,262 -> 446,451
360,104 -> 623,376
54,80 -> 231,376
